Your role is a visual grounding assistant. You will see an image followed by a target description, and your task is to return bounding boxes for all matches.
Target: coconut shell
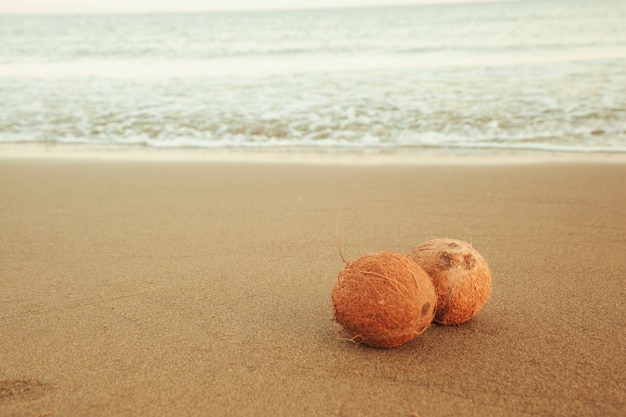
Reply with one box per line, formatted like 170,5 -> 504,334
331,251 -> 437,348
408,238 -> 491,325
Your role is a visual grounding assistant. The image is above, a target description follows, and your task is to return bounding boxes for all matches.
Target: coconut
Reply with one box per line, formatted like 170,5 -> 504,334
408,238 -> 491,325
331,251 -> 437,348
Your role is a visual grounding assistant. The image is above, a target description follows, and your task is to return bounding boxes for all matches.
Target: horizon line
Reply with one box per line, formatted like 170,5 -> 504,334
0,0 -> 528,17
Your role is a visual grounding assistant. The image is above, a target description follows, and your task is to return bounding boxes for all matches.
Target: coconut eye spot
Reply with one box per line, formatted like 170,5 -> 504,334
421,302 -> 431,316
463,254 -> 475,269
439,253 -> 452,268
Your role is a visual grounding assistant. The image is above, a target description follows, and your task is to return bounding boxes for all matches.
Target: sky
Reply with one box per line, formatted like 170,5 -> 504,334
0,0 -> 506,14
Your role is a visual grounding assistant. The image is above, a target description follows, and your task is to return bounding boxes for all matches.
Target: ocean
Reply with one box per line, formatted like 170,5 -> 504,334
1,0 -> 626,156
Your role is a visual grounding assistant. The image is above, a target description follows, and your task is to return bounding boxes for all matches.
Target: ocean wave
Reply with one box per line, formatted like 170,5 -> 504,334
1,59 -> 625,154
2,115 -> 625,154
2,1 -> 626,154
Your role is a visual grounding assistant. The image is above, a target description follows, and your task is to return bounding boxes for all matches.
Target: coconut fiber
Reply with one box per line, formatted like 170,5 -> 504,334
409,238 -> 491,325
332,251 -> 437,348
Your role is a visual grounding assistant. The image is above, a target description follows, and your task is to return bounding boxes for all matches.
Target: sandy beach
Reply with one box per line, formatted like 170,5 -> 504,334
1,155 -> 624,417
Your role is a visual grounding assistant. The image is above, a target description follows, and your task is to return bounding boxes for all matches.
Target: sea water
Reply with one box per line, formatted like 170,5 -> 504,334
1,0 -> 625,155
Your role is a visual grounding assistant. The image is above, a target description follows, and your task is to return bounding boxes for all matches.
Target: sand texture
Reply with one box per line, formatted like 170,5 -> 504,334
1,158 -> 625,416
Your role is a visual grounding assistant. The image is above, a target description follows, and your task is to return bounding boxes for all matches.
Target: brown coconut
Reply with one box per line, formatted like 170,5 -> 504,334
408,238 -> 491,325
331,251 -> 437,348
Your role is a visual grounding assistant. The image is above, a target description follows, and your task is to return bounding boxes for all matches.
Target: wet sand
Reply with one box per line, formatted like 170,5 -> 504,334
1,156 -> 624,416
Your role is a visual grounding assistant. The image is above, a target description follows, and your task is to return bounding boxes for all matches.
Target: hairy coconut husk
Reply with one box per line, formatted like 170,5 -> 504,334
332,251 -> 437,348
408,238 -> 491,325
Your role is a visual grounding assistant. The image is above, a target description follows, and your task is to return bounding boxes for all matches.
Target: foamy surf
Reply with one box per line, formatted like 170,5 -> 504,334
1,0 -> 625,155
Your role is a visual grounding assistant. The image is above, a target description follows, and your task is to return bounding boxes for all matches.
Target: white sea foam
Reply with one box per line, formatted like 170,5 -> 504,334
1,0 -> 626,154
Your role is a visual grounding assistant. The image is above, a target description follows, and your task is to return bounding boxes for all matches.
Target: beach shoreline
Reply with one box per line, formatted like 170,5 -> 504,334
2,143 -> 626,165
1,157 -> 624,416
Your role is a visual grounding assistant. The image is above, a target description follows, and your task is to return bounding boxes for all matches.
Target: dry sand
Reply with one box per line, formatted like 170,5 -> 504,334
1,156 -> 625,416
